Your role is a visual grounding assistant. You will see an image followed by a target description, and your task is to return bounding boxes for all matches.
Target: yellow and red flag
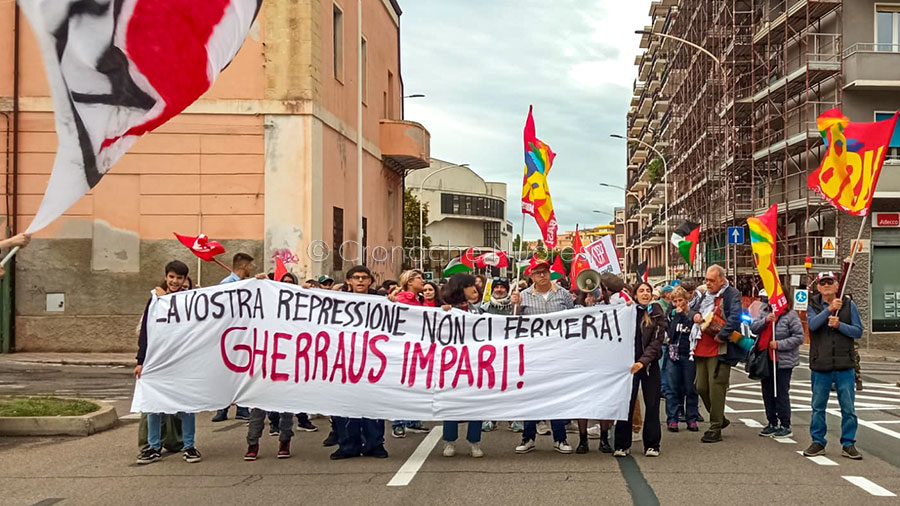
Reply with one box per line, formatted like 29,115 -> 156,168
747,204 -> 788,315
808,108 -> 899,216
522,106 -> 559,249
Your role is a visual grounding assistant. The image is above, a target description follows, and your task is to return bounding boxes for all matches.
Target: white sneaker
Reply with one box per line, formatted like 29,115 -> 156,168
515,438 -> 536,454
565,421 -> 579,433
645,448 -> 660,457
536,421 -> 551,436
632,431 -> 642,442
586,424 -> 603,439
481,421 -> 496,432
508,421 -> 524,432
443,442 -> 456,457
554,440 -> 574,454
469,442 -> 484,458
613,448 -> 630,457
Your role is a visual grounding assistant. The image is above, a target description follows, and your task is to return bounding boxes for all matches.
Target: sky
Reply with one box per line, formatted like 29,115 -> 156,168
400,0 -> 651,240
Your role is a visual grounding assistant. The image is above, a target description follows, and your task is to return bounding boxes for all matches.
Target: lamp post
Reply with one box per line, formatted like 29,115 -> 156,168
611,133 -> 669,281
418,163 -> 470,270
403,94 -> 426,99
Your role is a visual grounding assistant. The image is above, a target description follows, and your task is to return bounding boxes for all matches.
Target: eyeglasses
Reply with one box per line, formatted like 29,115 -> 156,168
531,270 -> 550,277
349,275 -> 371,281
818,279 -> 835,286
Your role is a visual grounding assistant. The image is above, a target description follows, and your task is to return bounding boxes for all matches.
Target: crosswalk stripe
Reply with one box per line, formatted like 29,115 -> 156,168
773,437 -> 796,444
842,476 -> 896,497
740,418 -> 763,428
795,450 -> 839,466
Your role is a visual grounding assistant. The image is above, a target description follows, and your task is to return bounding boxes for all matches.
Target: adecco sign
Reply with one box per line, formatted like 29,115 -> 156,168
874,212 -> 900,228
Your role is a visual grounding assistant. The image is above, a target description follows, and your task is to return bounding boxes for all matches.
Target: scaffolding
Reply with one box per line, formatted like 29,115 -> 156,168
625,0 -> 844,290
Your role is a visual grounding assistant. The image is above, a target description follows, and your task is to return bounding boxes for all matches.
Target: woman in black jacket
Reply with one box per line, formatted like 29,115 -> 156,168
614,281 -> 666,457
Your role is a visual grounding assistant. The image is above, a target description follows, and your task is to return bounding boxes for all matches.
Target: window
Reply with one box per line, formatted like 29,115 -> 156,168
387,71 -> 395,119
333,207 -> 344,272
877,6 -> 900,51
876,112 -> 900,161
360,37 -> 368,104
483,222 -> 501,248
440,193 -> 505,219
333,4 -> 344,81
872,246 -> 900,331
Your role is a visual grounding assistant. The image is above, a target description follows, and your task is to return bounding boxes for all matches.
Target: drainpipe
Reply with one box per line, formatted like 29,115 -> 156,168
12,4 -> 20,236
356,0 -> 364,270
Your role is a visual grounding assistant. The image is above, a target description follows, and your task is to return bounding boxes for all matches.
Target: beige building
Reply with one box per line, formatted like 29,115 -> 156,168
0,0 -> 429,351
405,159 -> 513,278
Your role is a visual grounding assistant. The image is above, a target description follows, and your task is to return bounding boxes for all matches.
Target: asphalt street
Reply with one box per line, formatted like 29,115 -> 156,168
2,357 -> 900,505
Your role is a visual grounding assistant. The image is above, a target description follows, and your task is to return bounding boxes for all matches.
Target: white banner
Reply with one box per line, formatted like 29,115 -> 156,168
584,235 -> 622,275
132,280 -> 635,421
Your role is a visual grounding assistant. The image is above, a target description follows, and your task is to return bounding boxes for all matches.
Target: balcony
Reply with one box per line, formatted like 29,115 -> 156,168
380,120 -> 431,172
843,44 -> 900,90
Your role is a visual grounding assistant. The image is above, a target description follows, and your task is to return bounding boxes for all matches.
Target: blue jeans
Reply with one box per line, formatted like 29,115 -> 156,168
335,417 -> 385,455
443,421 -> 482,443
660,345 -> 670,396
664,358 -> 700,424
149,412 -> 195,450
810,369 -> 857,447
523,420 -> 568,442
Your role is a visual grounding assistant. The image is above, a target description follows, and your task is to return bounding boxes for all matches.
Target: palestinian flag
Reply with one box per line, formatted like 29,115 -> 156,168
550,254 -> 566,281
443,249 -> 475,277
635,260 -> 649,283
671,221 -> 700,265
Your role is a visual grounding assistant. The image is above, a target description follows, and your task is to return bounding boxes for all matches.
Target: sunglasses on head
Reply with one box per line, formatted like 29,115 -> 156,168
493,277 -> 508,283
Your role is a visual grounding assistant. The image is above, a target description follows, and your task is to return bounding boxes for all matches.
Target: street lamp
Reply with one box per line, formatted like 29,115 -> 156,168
418,163 -> 470,270
593,209 -> 613,217
611,133 -> 670,281
404,94 -> 426,99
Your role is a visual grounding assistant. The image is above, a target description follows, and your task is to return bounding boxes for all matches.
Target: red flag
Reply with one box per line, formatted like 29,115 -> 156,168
550,254 -> 566,281
460,247 -> 477,268
570,226 -> 591,286
475,251 -> 509,269
274,257 -> 288,282
174,233 -> 225,262
808,108 -> 899,216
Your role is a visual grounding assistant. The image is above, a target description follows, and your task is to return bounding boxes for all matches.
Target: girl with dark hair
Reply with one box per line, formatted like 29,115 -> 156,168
280,272 -> 298,284
439,273 -> 485,458
422,280 -> 443,307
614,281 -> 665,458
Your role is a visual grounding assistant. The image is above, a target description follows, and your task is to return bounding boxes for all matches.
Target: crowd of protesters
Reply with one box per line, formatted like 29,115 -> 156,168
132,251 -> 865,465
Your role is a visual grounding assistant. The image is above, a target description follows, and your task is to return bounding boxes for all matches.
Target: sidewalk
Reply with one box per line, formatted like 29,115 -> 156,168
800,343 -> 900,363
0,352 -> 135,367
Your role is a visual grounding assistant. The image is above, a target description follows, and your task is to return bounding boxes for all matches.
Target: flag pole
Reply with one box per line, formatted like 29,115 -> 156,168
771,319 -> 777,399
838,215 -> 868,300
513,213 -> 526,316
1,246 -> 20,268
211,257 -> 234,274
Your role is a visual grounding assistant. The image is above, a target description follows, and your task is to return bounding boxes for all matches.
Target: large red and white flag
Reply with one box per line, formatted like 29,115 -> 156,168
18,0 -> 262,233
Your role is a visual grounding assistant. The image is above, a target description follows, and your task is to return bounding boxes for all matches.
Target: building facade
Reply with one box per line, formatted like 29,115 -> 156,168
0,0 -> 430,351
405,159 -> 512,278
625,0 -> 900,347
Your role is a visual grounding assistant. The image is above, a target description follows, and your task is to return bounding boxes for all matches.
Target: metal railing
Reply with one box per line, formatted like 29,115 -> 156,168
844,42 -> 900,58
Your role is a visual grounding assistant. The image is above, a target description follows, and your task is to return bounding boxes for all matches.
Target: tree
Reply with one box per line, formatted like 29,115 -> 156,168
512,234 -> 523,256
403,189 -> 431,269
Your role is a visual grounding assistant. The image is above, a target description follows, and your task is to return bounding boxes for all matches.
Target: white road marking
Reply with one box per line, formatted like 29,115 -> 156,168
869,420 -> 900,424
740,418 -> 763,428
773,437 -> 796,444
842,476 -> 896,497
386,425 -> 444,487
828,409 -> 900,442
795,451 -> 839,466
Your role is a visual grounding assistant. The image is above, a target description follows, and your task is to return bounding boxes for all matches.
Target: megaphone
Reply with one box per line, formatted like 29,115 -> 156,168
576,269 -> 602,292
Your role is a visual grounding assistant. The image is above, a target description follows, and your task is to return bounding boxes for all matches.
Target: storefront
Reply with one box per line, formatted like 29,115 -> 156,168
871,211 -> 900,332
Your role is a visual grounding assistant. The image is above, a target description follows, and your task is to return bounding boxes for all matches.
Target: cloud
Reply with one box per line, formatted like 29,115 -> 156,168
400,0 -> 650,240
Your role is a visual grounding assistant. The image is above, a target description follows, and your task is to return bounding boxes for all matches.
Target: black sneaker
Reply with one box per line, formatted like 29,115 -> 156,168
405,422 -> 430,433
575,438 -> 589,454
244,444 -> 260,461
322,431 -> 339,447
758,424 -> 778,437
136,447 -> 161,465
211,409 -> 228,422
363,445 -> 389,458
235,407 -> 250,420
599,437 -> 613,454
183,447 -> 202,463
297,419 -> 318,432
268,426 -> 280,437
802,443 -> 826,457
277,441 -> 291,459
772,426 -> 792,438
330,449 -> 360,460
700,430 -> 722,443
841,445 -> 863,460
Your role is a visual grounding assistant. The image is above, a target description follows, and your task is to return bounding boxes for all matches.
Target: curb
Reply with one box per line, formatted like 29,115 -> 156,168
8,358 -> 134,367
0,400 -> 119,437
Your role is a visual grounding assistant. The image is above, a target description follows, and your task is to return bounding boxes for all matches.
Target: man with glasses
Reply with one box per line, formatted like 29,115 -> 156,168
510,256 -> 575,454
803,272 -> 863,460
329,265 -> 390,460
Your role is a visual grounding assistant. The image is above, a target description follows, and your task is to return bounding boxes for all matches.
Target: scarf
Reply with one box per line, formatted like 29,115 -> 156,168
489,294 -> 511,310
688,280 -> 730,359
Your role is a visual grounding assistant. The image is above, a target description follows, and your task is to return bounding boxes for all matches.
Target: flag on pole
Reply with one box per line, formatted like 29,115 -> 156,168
569,226 -> 591,286
19,0 -> 262,234
550,254 -> 566,281
635,260 -> 649,283
521,106 -> 559,249
274,257 -> 288,282
670,221 -> 700,265
808,108 -> 899,216
475,251 -> 509,269
174,233 -> 226,262
747,204 -> 788,315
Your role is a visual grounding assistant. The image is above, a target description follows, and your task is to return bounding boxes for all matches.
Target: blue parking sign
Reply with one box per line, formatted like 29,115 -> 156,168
728,226 -> 744,245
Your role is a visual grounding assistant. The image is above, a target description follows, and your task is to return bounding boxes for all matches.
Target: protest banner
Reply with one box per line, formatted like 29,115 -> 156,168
132,280 -> 635,421
583,235 -> 622,275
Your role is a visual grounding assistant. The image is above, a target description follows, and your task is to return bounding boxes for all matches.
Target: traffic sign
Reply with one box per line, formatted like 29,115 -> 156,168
423,271 -> 434,281
727,226 -> 744,245
822,236 -> 836,258
794,289 -> 809,311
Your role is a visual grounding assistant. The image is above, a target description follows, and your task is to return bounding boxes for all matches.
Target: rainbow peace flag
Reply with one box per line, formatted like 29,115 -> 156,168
521,106 -> 559,249
808,108 -> 899,216
747,204 -> 788,315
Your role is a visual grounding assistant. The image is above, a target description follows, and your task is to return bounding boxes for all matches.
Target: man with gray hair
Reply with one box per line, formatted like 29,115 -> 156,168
690,265 -> 743,443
